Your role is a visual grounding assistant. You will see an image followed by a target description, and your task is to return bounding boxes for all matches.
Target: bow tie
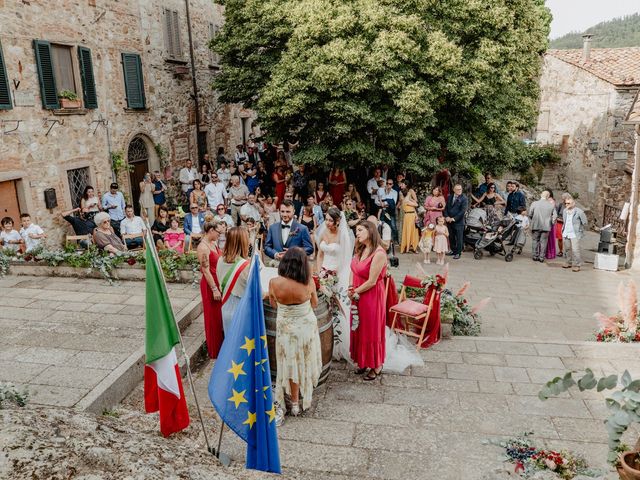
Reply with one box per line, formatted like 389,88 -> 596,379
281,224 -> 291,229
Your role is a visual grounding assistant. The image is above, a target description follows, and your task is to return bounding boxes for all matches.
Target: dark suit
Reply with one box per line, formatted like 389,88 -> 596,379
264,220 -> 314,259
444,193 -> 468,255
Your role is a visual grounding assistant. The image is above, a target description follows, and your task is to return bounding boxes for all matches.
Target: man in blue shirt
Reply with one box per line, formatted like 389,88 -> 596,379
152,171 -> 166,211
101,182 -> 126,237
505,181 -> 527,215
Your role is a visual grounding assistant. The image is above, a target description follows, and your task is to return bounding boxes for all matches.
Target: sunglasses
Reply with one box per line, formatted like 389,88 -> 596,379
217,207 -> 226,211
190,207 -> 199,210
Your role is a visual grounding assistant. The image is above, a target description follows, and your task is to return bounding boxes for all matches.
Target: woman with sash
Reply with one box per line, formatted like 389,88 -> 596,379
217,227 -> 251,333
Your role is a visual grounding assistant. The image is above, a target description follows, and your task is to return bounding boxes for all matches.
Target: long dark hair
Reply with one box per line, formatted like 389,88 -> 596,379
278,247 -> 311,285
82,185 -> 94,201
354,220 -> 382,258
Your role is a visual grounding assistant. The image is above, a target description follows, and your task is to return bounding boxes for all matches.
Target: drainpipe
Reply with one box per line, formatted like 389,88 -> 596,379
184,0 -> 202,166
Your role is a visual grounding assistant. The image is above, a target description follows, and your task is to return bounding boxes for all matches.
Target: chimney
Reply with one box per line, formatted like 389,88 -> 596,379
582,34 -> 594,63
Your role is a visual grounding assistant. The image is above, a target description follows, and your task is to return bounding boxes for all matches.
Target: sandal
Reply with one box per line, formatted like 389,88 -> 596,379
354,367 -> 367,375
364,369 -> 381,381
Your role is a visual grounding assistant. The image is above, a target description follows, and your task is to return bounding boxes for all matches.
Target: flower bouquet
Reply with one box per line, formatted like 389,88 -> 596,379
593,280 -> 640,343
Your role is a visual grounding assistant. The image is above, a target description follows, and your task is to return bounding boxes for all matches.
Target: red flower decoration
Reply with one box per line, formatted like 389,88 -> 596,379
312,274 -> 320,290
127,258 -> 136,266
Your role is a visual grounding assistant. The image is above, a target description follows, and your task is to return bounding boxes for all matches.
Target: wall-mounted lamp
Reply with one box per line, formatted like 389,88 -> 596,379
587,138 -> 599,152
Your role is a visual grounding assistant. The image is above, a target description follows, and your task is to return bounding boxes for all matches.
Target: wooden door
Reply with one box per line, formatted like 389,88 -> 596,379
0,180 -> 21,222
129,161 -> 148,215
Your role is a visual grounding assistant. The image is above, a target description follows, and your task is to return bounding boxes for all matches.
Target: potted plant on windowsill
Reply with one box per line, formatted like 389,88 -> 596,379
58,90 -> 81,109
539,369 -> 640,478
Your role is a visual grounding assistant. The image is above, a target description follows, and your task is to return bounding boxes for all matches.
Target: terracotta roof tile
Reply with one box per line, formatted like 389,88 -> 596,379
547,47 -> 640,87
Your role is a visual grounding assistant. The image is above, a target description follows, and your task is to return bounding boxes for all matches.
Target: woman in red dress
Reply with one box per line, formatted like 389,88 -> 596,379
328,168 -> 347,206
314,181 -> 329,205
272,166 -> 287,207
197,221 -> 224,359
348,220 -> 387,381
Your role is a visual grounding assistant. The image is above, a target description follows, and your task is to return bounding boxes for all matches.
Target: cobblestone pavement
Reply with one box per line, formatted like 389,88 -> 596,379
0,275 -> 200,409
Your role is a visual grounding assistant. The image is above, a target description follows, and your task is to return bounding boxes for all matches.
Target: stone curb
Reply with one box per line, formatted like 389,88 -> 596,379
76,298 -> 203,414
452,335 -> 638,348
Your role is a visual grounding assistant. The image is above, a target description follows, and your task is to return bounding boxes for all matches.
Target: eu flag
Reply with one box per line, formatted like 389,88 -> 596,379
208,256 -> 281,474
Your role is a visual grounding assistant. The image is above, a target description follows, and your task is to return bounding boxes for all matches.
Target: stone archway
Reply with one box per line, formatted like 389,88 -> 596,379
126,134 -> 160,215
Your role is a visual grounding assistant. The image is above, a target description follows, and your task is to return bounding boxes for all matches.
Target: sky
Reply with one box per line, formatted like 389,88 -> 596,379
546,0 -> 640,39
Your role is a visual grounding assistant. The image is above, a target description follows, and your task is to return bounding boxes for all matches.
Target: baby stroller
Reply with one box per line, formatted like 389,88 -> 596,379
473,215 -> 519,262
464,207 -> 488,249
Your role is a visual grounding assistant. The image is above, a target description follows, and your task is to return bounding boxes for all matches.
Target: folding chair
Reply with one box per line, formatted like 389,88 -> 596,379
389,275 -> 437,350
66,234 -> 92,251
122,233 -> 145,251
186,233 -> 203,253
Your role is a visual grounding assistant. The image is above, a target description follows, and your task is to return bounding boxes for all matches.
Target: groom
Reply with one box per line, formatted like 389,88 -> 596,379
265,200 -> 314,260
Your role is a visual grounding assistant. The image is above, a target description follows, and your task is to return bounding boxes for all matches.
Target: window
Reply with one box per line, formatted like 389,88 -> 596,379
163,9 -> 182,59
67,167 -> 91,209
121,53 -> 145,109
209,23 -> 220,66
32,40 -> 97,110
0,41 -> 11,110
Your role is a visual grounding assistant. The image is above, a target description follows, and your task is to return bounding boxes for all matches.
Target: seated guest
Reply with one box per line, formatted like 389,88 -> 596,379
164,217 -> 185,254
240,194 -> 262,226
1,216 -> 22,252
184,203 -> 206,245
19,213 -> 46,252
120,205 -> 147,249
60,208 -> 96,248
93,212 -> 125,255
213,204 -> 234,228
151,206 -> 171,248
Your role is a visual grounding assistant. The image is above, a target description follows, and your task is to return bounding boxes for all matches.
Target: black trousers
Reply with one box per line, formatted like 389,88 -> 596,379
449,223 -> 464,255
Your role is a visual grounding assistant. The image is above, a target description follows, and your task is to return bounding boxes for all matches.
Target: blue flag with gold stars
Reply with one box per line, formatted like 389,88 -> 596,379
208,256 -> 281,474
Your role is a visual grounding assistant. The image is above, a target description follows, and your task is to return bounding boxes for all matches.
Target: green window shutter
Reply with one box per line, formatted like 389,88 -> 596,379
78,46 -> 97,109
121,53 -> 145,109
33,40 -> 60,109
0,41 -> 12,110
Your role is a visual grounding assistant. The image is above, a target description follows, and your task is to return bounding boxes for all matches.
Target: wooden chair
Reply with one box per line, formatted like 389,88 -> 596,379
186,233 -> 203,253
66,234 -> 92,251
122,233 -> 145,251
389,275 -> 437,350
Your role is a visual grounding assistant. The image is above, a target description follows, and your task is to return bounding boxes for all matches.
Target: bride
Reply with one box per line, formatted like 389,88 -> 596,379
316,210 -> 423,373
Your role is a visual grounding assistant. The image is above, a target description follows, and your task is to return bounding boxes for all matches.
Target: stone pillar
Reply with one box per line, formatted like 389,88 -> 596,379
626,127 -> 640,269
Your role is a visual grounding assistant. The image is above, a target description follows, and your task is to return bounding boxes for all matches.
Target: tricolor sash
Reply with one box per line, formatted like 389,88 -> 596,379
220,258 -> 250,305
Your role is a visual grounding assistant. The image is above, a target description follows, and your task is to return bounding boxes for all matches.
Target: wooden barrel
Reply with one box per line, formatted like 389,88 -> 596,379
263,294 -> 334,385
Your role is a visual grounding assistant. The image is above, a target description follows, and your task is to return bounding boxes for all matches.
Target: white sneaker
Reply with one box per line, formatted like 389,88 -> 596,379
290,402 -> 300,417
423,259 -> 430,264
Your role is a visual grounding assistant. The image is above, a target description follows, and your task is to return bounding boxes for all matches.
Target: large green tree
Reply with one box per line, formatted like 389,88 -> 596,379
212,0 -> 551,174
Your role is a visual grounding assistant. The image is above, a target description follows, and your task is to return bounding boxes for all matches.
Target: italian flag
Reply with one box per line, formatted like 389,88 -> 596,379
143,245 -> 190,437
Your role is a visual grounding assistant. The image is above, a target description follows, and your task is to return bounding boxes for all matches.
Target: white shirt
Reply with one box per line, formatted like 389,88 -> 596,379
281,221 -> 292,245
378,221 -> 391,242
214,214 -> 234,228
563,210 -> 576,239
204,182 -> 227,209
20,224 -> 44,252
1,229 -> 22,251
179,167 -> 198,193
217,168 -> 231,187
191,215 -> 202,234
377,187 -> 398,206
120,216 -> 146,235
240,203 -> 262,222
367,177 -> 381,200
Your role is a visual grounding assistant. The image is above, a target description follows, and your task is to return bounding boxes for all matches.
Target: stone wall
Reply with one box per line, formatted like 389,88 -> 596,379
0,0 -> 257,245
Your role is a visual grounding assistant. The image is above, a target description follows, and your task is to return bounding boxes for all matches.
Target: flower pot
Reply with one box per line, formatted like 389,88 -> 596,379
60,98 -> 81,109
619,451 -> 640,480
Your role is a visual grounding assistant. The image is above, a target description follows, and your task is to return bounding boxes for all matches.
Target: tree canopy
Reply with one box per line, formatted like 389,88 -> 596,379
211,0 -> 551,175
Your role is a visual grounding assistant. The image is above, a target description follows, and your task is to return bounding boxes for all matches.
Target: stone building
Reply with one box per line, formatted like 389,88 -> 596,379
534,38 -> 640,226
0,0 -> 256,245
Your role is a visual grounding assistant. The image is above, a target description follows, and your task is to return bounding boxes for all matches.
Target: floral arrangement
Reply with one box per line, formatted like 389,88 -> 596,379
593,280 -> 640,343
440,281 -> 488,337
493,433 -> 593,479
317,268 -> 350,341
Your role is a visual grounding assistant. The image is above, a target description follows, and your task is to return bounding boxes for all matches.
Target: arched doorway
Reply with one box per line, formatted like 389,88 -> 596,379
128,137 -> 150,215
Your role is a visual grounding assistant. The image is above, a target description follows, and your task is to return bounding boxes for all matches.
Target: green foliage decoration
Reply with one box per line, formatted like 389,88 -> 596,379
111,150 -> 133,175
58,89 -> 79,101
0,383 -> 29,408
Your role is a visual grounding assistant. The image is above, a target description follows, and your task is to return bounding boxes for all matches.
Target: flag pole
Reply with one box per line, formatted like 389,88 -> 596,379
143,220 -> 213,455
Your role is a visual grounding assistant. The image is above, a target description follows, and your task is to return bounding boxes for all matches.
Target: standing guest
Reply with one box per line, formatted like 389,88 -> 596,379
247,146 -> 259,165
272,166 -> 287,207
240,194 -> 263,226
561,197 -> 588,272
264,200 -> 314,260
419,223 -> 435,264
234,144 -> 248,164
475,172 -> 494,197
152,171 -> 167,216
262,195 -> 279,226
293,165 -> 309,200
164,217 -> 185,253
528,191 -> 557,263
93,212 -> 125,254
399,180 -> 419,253
367,168 -> 383,214
217,227 -> 250,333
471,183 -> 505,208
394,172 -> 405,194
80,186 -> 100,221
197,221 -> 224,358
189,179 -> 208,212
343,198 -> 360,231
200,163 -> 211,185
1,217 -> 23,252
139,173 -> 156,223
314,181 -> 330,205
505,181 -> 526,215
184,204 -> 206,246
102,182 -> 126,237
346,183 -> 362,206
349,221 -> 387,381
444,184 -> 468,259
257,161 -> 273,196
228,175 -> 250,226
424,186 -> 446,226
217,160 -> 231,188
214,204 -> 234,228
433,216 -> 450,265
300,195 -> 324,226
120,205 -> 147,249
300,205 -> 317,247
366,215 -> 391,252
151,206 -> 170,249
204,173 -> 227,212
179,159 -> 199,204
328,167 -> 347,206
556,192 -> 572,256
19,213 -> 46,252
545,190 -> 557,260
245,165 -> 260,194
269,247 -> 322,416
216,147 -> 227,169
377,178 -> 399,243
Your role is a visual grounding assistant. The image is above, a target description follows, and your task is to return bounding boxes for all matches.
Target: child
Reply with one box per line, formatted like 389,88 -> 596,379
19,213 -> 46,253
419,223 -> 435,264
433,216 -> 449,265
245,217 -> 258,255
515,206 -> 530,230
164,217 -> 185,254
1,217 -> 22,252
